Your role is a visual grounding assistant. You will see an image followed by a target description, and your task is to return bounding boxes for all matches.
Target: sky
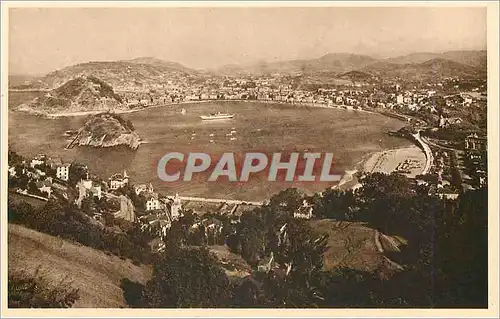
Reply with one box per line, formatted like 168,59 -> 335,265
8,6 -> 487,75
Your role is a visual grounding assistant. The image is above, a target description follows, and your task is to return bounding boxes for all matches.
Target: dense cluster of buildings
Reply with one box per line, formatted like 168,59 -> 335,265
112,73 -> 486,126
8,154 -> 182,235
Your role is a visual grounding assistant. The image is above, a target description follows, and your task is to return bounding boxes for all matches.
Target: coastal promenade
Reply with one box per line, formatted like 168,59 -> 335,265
412,131 -> 433,175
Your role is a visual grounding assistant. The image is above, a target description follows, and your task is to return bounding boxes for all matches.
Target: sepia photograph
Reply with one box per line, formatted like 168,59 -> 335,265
1,1 -> 498,317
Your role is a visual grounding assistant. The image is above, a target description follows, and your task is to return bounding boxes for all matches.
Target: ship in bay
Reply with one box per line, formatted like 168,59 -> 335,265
200,112 -> 235,120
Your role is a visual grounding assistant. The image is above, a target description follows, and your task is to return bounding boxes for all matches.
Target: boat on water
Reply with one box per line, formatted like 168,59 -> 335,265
181,108 -> 187,115
63,130 -> 77,137
200,112 -> 234,120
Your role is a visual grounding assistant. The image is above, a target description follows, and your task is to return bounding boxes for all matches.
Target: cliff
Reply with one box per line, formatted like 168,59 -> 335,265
72,113 -> 141,150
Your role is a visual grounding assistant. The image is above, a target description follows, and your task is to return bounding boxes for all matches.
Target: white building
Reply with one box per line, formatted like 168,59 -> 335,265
56,164 -> 71,181
74,179 -> 102,207
36,180 -> 53,198
145,193 -> 160,211
80,179 -> 102,199
135,183 -> 154,196
464,96 -> 473,104
109,170 -> 129,190
30,158 -> 45,168
294,200 -> 313,219
8,166 -> 17,177
396,94 -> 404,104
170,193 -> 183,221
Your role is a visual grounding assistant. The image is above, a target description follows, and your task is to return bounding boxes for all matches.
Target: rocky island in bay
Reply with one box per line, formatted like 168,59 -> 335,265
67,112 -> 141,150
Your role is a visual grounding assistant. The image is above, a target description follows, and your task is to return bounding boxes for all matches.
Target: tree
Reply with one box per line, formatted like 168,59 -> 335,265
8,149 -> 24,166
274,218 -> 328,277
266,188 -> 304,218
80,196 -> 96,216
120,278 -> 144,308
311,189 -> 358,220
8,201 -> 35,225
434,188 -> 488,307
27,181 -> 41,196
8,271 -> 79,308
69,163 -> 88,185
358,172 -> 413,234
235,210 -> 267,266
141,247 -> 232,307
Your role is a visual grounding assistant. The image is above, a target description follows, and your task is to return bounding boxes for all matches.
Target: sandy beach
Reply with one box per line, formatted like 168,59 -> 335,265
335,145 -> 426,191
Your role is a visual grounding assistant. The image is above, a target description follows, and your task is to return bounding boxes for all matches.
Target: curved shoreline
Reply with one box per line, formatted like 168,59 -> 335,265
14,98 -> 378,118
11,97 -> 425,199
412,131 -> 433,175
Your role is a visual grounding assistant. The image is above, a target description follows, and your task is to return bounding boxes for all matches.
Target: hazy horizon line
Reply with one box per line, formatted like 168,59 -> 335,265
8,48 -> 487,77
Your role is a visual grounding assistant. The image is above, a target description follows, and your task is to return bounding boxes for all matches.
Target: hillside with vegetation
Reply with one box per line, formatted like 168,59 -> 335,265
16,76 -> 124,115
13,58 -> 198,91
7,147 -> 488,308
8,224 -> 152,308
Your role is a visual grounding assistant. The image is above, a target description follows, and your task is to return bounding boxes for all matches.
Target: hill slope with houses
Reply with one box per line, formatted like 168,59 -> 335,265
16,76 -> 125,115
10,57 -> 200,91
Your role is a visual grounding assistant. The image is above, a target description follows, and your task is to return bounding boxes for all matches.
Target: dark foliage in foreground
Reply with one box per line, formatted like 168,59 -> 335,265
8,271 -> 79,308
127,247 -> 232,308
123,173 -> 487,308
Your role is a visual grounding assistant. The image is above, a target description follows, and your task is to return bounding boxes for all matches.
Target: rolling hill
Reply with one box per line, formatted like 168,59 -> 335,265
14,57 -> 198,91
308,219 -> 398,274
302,53 -> 378,74
386,50 -> 487,70
124,56 -> 195,73
16,76 -> 125,115
361,58 -> 485,82
8,224 -> 152,308
338,70 -> 375,82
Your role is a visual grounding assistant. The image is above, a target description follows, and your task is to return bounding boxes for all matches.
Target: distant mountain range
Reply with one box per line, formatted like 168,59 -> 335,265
213,53 -> 378,76
9,50 -> 487,90
386,51 -> 487,69
212,50 -> 487,81
359,58 -> 484,82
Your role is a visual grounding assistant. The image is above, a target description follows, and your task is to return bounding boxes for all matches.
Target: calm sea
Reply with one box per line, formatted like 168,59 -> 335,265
8,101 -> 410,201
